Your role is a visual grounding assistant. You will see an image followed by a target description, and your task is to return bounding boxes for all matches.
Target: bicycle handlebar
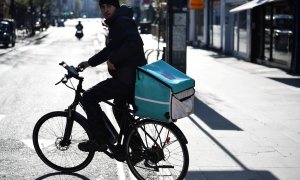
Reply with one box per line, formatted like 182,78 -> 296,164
59,61 -> 83,80
55,61 -> 84,86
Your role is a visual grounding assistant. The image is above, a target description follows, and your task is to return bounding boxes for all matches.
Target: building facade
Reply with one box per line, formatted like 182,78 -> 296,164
189,0 -> 299,74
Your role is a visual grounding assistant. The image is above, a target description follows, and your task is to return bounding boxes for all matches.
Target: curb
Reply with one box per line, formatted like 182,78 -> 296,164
0,28 -> 53,57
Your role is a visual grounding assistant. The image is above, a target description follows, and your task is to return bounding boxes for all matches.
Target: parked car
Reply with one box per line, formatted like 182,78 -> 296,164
34,20 -> 41,31
57,19 -> 65,27
0,19 -> 16,47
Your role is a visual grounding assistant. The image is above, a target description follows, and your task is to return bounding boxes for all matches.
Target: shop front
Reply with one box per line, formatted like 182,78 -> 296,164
206,0 -> 252,59
188,0 -> 205,46
209,0 -> 222,49
225,0 -> 251,59
232,0 -> 297,72
262,0 -> 294,70
190,0 -> 298,73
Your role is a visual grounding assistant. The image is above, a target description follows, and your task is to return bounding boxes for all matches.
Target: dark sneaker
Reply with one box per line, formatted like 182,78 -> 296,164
78,140 -> 108,152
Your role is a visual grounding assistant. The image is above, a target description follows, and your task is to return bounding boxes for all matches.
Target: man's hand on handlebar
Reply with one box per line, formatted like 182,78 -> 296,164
77,61 -> 90,71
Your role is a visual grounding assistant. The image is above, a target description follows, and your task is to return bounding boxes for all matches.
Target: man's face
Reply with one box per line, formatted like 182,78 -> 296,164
100,4 -> 117,20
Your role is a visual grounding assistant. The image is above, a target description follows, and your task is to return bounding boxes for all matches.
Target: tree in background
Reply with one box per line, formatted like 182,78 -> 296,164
120,0 -> 126,5
9,0 -> 56,35
74,0 -> 82,18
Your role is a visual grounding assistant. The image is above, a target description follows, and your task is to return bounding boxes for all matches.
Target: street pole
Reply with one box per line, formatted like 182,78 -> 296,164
166,0 -> 187,73
291,0 -> 300,74
9,0 -> 15,19
30,0 -> 35,36
40,0 -> 44,31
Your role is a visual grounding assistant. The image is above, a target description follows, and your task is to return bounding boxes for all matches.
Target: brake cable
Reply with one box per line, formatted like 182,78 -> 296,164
69,79 -> 76,90
64,80 -> 76,90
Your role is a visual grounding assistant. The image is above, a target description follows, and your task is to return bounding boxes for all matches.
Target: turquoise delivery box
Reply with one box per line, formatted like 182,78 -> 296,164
134,60 -> 195,122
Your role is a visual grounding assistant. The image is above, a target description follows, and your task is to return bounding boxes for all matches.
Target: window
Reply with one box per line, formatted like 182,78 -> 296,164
264,1 -> 293,64
210,0 -> 221,49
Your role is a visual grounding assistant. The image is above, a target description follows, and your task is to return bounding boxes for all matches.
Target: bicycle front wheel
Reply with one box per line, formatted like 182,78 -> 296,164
32,111 -> 94,172
126,120 -> 189,180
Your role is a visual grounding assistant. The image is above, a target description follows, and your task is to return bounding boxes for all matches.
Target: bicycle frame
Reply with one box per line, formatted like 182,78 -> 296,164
59,73 -> 135,161
99,100 -> 137,161
60,77 -> 84,147
33,62 -> 190,179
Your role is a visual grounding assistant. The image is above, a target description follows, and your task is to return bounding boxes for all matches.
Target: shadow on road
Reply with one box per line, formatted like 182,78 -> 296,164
193,96 -> 242,130
187,114 -> 279,180
36,172 -> 89,180
209,53 -> 231,59
186,170 -> 279,180
269,77 -> 300,88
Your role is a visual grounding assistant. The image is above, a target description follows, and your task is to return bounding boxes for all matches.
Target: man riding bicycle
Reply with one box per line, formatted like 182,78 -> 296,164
77,0 -> 147,152
76,21 -> 83,31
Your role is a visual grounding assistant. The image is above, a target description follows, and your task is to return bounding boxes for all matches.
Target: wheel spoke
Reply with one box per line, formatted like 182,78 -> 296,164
126,120 -> 189,180
33,112 -> 94,172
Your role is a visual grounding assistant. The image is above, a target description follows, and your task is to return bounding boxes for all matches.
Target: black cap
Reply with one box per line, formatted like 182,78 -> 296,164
99,0 -> 120,8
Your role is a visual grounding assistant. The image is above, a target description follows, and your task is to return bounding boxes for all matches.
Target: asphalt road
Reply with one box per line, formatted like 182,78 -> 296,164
0,19 -> 133,180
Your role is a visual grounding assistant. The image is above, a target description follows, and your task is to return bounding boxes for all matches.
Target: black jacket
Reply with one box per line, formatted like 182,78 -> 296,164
88,5 -> 147,86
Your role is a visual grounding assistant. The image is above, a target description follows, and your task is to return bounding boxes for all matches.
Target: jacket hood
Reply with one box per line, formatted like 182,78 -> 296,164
105,5 -> 133,26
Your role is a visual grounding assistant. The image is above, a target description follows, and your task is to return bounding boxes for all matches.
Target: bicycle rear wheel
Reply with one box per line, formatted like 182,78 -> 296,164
32,111 -> 94,172
126,119 -> 189,180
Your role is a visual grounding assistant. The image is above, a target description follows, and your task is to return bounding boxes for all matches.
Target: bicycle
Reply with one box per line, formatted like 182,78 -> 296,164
145,48 -> 164,62
32,61 -> 189,180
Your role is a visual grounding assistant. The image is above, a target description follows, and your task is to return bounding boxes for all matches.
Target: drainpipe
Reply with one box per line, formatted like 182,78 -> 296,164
290,0 -> 300,74
9,0 -> 15,19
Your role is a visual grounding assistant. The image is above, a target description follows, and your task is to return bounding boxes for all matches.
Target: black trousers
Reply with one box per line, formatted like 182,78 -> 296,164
81,78 -> 133,143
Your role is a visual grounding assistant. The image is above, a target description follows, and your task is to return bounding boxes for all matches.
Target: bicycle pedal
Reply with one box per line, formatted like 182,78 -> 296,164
96,144 -> 108,152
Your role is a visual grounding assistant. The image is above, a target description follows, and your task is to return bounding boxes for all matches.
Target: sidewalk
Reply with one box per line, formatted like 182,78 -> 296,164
141,34 -> 300,180
16,27 -> 54,44
0,27 -> 54,57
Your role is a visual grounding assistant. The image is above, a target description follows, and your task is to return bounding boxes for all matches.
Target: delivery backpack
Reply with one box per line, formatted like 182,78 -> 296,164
134,60 -> 195,123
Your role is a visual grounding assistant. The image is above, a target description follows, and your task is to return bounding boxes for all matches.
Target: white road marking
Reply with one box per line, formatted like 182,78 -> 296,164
24,137 -> 128,180
129,169 -> 137,180
21,139 -> 55,150
93,39 -> 100,46
0,115 -> 5,121
117,161 -> 126,180
21,139 -> 35,149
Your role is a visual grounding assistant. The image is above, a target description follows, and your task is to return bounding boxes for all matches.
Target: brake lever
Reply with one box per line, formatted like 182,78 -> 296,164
62,78 -> 68,83
55,80 -> 61,85
55,75 -> 68,85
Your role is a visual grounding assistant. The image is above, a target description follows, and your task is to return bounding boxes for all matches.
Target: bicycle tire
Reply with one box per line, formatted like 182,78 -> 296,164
32,111 -> 95,172
126,119 -> 189,180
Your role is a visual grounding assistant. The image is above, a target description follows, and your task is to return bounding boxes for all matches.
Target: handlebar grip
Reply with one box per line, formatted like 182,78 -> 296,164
76,66 -> 84,72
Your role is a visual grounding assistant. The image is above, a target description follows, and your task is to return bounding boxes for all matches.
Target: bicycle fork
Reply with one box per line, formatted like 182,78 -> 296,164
60,106 -> 75,147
